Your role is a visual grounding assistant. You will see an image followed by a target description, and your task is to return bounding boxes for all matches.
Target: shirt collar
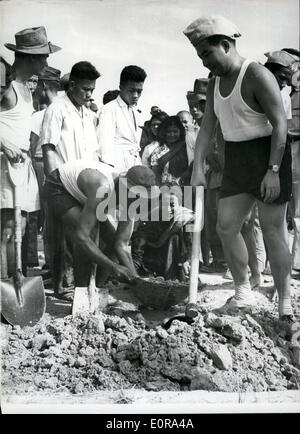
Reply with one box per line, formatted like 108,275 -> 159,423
117,95 -> 138,111
64,93 -> 89,117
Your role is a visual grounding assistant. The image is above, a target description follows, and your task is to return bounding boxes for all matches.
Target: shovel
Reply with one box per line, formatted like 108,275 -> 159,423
72,228 -> 108,315
162,186 -> 204,328
287,128 -> 300,141
1,160 -> 46,327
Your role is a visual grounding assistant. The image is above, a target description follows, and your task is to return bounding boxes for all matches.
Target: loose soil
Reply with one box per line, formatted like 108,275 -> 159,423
1,273 -> 300,400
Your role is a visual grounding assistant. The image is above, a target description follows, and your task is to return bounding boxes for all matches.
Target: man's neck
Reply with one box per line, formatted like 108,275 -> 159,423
120,94 -> 134,108
13,66 -> 32,85
196,118 -> 203,127
67,91 -> 82,111
223,54 -> 245,80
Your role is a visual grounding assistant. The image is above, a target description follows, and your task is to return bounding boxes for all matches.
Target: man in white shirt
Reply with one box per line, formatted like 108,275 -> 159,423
264,51 -> 297,120
41,61 -> 101,175
177,110 -> 197,165
97,65 -> 147,173
41,61 -> 101,299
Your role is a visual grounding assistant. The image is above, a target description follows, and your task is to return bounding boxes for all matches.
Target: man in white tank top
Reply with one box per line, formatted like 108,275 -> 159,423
1,27 -> 61,278
44,162 -> 160,290
184,15 -> 296,323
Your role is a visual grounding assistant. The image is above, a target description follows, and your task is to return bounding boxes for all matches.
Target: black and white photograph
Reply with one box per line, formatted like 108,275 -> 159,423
0,0 -> 299,417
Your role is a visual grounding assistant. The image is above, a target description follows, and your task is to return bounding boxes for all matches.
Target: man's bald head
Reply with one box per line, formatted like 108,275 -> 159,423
177,110 -> 194,131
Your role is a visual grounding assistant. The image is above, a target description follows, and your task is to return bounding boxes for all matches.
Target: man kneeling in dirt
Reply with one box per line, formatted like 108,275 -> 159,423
44,161 -> 160,299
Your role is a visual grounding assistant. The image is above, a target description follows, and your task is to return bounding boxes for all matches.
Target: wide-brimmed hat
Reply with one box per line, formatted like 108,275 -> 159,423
187,78 -> 209,103
60,72 -> 70,91
39,66 -> 61,82
119,165 -> 160,200
264,51 -> 298,68
5,26 -> 61,54
184,15 -> 241,48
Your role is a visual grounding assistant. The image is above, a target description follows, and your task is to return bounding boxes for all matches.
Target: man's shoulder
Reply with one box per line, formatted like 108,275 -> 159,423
245,61 -> 272,81
32,108 -> 46,119
101,97 -> 120,112
45,94 -> 66,111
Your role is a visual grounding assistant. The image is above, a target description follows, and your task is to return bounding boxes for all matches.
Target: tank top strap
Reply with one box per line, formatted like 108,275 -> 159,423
214,76 -> 220,101
234,59 -> 253,94
12,80 -> 33,107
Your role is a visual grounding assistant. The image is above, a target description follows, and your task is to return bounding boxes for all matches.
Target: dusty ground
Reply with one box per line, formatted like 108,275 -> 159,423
1,269 -> 300,413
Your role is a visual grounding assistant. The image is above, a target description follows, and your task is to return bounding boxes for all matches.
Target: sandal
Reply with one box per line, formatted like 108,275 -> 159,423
53,289 -> 74,302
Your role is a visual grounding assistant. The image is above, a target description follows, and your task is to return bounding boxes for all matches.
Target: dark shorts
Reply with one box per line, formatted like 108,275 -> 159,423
220,136 -> 292,204
44,169 -> 81,219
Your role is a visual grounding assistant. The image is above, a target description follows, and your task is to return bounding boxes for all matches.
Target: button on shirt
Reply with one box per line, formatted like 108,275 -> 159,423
40,94 -> 98,165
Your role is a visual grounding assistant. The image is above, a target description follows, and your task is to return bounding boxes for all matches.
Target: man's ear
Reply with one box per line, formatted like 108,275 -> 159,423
69,79 -> 75,90
221,39 -> 231,54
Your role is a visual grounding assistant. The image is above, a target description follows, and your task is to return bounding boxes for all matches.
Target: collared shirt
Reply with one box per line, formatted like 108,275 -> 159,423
31,108 -> 46,158
97,95 -> 142,169
281,86 -> 292,120
40,94 -> 98,165
185,125 -> 199,165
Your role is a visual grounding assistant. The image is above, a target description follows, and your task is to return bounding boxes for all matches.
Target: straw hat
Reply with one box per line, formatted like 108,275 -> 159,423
5,26 -> 61,54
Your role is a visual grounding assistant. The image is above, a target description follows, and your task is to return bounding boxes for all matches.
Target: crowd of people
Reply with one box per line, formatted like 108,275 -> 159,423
0,16 -> 299,327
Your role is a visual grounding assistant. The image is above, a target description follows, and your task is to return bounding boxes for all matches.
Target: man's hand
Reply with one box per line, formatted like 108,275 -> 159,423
260,171 -> 280,203
1,141 -> 25,164
191,169 -> 207,187
112,263 -> 135,283
206,151 -> 222,173
182,260 -> 191,278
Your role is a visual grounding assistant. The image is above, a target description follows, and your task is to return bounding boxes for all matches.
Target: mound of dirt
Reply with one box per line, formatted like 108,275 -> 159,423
1,287 -> 300,396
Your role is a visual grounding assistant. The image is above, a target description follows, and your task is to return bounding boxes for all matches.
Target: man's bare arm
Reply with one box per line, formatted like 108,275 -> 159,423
43,143 -> 62,176
251,64 -> 287,166
249,64 -> 287,202
63,196 -> 133,282
30,132 -> 39,159
114,219 -> 138,277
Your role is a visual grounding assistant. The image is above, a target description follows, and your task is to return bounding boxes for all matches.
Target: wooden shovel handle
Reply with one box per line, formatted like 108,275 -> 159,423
6,160 -> 24,273
189,186 -> 204,305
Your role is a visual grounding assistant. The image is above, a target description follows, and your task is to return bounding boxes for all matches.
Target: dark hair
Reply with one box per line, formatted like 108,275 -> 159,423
103,89 -> 120,105
14,52 -> 47,61
207,35 -> 236,46
150,111 -> 169,126
264,63 -> 290,74
70,61 -> 101,81
33,79 -> 60,108
157,115 -> 185,145
0,56 -> 14,86
13,52 -> 47,77
120,65 -> 147,85
282,48 -> 300,59
41,79 -> 61,93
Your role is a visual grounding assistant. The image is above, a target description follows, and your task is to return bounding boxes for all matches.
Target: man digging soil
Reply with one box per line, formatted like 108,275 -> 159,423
44,161 -> 160,299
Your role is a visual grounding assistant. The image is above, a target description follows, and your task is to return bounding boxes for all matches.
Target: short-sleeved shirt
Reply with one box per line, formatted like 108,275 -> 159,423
31,109 -> 46,158
281,86 -> 292,120
40,94 -> 98,165
97,96 -> 142,171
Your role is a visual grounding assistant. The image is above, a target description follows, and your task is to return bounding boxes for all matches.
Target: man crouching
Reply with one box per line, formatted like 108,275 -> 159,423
44,161 -> 160,298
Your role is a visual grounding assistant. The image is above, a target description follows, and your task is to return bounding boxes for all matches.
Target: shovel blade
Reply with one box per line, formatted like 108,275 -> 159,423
72,286 -> 108,315
1,276 -> 46,327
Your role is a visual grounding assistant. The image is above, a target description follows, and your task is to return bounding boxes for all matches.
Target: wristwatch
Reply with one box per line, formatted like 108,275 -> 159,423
268,164 -> 279,174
